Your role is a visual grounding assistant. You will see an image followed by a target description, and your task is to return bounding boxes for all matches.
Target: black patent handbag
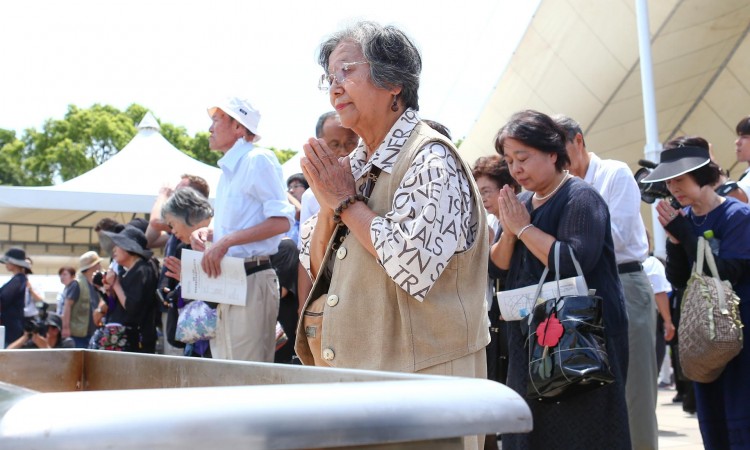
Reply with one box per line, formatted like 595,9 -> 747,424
526,243 -> 615,402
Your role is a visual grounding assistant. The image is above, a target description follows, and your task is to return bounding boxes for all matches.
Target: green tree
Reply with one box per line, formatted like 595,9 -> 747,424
17,104 -> 139,185
0,129 -> 27,185
271,147 -> 297,165
0,103 -> 222,186
0,103 -> 296,186
182,132 -> 219,167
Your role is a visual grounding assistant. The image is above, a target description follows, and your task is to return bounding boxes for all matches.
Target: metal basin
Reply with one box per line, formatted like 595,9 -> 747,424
0,350 -> 532,449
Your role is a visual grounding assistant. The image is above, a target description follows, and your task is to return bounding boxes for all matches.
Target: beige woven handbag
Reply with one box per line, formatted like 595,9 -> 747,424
678,237 -> 743,383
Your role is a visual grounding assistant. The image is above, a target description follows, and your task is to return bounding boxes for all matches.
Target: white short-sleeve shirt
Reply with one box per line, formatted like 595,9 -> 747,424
214,139 -> 295,258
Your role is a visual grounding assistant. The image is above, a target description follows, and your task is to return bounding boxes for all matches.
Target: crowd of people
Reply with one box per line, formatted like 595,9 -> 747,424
1,20 -> 749,450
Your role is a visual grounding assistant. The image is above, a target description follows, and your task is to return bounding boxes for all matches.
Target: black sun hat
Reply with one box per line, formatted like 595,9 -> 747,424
0,247 -> 32,270
641,146 -> 711,183
99,225 -> 153,259
45,313 -> 63,330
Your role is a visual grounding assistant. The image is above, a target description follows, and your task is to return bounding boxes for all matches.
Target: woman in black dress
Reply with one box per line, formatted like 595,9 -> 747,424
0,248 -> 31,347
490,110 -> 630,449
99,226 -> 158,353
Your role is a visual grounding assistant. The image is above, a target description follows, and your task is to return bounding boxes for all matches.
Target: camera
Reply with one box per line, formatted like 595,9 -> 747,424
91,270 -> 110,301
36,300 -> 49,321
92,270 -> 107,288
634,159 -> 674,205
23,318 -> 46,336
636,159 -> 740,204
23,302 -> 50,336
716,180 -> 740,197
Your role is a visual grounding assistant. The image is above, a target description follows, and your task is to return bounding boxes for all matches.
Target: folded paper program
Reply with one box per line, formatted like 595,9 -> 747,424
497,276 -> 588,320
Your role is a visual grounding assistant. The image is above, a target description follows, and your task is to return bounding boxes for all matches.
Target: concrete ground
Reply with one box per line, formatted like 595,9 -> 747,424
495,384 -> 704,449
657,384 -> 703,449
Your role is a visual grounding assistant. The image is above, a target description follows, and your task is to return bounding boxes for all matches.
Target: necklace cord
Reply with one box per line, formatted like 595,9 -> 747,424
689,196 -> 723,227
533,170 -> 570,201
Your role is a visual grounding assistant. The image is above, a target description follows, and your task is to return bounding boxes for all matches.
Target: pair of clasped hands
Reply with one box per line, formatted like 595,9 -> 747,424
300,137 -> 357,213
497,185 -> 531,238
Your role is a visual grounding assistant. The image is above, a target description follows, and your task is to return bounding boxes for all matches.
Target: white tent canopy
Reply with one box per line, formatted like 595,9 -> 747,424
0,112 -> 222,270
281,151 -> 303,182
461,0 -> 750,175
457,0 -> 750,245
0,112 -> 221,212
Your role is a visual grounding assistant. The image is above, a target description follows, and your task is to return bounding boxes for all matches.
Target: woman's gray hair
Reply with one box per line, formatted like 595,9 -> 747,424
161,187 -> 213,227
318,21 -> 422,111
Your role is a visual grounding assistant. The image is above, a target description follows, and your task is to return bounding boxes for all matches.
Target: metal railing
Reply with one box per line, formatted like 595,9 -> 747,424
0,350 -> 532,449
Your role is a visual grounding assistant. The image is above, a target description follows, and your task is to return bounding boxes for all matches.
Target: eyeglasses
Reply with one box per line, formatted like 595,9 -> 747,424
288,183 -> 306,191
479,187 -> 500,198
327,138 -> 360,153
318,61 -> 368,92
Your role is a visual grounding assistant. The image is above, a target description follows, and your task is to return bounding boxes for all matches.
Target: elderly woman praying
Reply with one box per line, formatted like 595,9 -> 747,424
298,21 -> 489,381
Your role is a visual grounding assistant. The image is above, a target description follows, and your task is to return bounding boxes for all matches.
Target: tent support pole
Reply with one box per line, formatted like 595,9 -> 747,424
71,211 -> 97,227
635,0 -> 666,258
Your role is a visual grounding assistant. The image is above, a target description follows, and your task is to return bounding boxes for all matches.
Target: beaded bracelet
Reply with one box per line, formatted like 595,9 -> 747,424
333,194 -> 366,223
517,223 -> 535,240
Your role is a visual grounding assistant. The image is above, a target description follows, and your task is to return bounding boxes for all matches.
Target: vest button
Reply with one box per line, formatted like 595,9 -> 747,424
322,348 -> 335,361
336,247 -> 347,260
326,294 -> 339,307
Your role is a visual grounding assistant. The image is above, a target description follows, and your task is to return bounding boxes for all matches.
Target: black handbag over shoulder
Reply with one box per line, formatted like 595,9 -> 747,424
526,242 -> 615,402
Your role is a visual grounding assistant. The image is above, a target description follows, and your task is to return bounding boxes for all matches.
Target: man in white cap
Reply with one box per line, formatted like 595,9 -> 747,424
191,97 -> 294,362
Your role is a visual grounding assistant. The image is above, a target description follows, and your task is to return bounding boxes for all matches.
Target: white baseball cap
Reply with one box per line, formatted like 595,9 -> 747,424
207,97 -> 262,143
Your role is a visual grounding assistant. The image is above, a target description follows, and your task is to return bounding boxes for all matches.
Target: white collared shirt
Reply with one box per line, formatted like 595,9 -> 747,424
213,139 -> 295,258
736,167 -> 750,198
299,188 -> 320,227
584,152 -> 649,264
642,256 -> 671,295
299,109 -> 478,301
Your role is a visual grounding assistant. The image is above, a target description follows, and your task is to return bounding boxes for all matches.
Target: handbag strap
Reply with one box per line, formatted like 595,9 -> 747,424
695,236 -> 729,313
697,236 -> 721,279
531,242 -> 585,307
695,236 -> 706,275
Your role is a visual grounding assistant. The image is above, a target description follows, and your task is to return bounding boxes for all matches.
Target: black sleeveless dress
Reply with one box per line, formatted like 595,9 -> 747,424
497,178 -> 631,450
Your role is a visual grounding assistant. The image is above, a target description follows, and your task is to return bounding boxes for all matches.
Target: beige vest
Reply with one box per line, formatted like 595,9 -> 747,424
295,123 -> 490,372
70,273 -> 91,337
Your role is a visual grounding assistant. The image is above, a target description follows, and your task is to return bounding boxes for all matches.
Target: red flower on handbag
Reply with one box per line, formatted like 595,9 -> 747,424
536,312 -> 564,347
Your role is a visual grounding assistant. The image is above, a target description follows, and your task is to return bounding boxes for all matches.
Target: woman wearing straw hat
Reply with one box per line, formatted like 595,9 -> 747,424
0,248 -> 32,347
98,226 -> 159,353
62,251 -> 103,348
644,136 -> 750,449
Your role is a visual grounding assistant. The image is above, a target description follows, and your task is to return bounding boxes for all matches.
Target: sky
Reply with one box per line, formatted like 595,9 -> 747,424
0,0 -> 539,154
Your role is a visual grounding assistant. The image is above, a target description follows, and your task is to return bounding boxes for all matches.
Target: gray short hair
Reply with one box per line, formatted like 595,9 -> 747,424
318,21 -> 422,111
315,111 -> 337,138
161,187 -> 213,227
552,114 -> 584,144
